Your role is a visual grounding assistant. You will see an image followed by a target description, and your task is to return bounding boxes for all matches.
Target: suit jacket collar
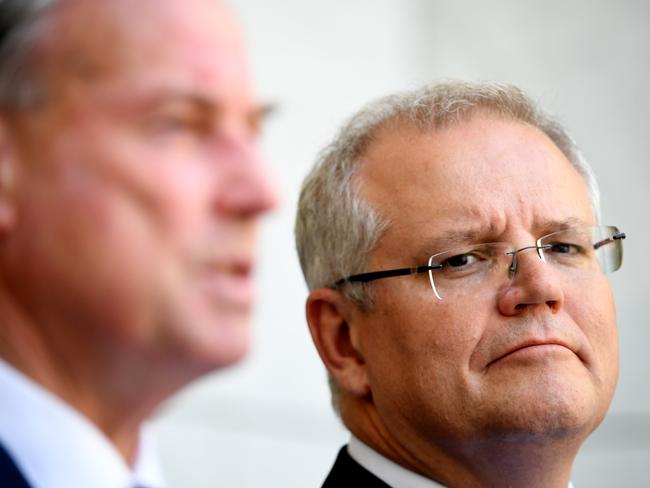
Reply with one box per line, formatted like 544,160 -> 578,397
322,445 -> 391,487
325,436 -> 577,488
0,442 -> 32,488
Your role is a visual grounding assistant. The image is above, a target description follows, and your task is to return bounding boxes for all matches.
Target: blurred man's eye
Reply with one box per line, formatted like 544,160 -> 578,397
147,112 -> 209,137
247,103 -> 276,137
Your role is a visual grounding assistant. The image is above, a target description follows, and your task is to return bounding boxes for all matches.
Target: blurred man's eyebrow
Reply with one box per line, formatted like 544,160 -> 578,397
142,91 -> 277,118
247,102 -> 277,130
251,102 -> 277,120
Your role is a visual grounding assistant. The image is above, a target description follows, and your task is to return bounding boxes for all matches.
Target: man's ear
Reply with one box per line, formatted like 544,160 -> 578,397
0,118 -> 17,233
306,288 -> 370,398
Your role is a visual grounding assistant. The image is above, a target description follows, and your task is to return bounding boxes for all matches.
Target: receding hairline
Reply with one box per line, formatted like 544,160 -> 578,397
352,104 -> 589,192
353,103 -> 564,155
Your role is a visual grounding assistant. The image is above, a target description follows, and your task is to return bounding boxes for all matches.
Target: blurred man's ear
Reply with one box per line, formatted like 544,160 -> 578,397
0,118 -> 17,233
306,288 -> 370,397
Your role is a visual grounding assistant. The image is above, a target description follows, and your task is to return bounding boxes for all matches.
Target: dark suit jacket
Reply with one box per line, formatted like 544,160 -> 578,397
0,443 -> 31,488
322,445 -> 391,487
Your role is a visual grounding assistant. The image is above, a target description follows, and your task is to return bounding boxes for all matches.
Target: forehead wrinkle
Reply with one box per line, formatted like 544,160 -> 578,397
410,215 -> 591,260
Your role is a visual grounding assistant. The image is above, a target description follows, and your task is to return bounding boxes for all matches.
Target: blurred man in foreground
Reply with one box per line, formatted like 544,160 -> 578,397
296,81 -> 625,487
0,0 -> 277,486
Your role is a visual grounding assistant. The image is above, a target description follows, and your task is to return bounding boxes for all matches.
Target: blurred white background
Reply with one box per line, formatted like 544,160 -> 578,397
152,1 -> 650,486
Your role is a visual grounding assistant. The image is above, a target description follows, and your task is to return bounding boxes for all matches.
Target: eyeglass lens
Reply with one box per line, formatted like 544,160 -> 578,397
426,225 -> 624,300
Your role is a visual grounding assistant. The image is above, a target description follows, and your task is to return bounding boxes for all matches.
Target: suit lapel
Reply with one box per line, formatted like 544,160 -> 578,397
0,442 -> 32,488
322,445 -> 392,487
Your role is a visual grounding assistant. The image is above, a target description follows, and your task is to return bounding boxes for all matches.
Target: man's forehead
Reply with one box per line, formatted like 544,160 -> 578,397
49,0 -> 232,35
28,0 -> 253,117
356,113 -> 592,249
51,0 -> 229,22
357,112 -> 570,190
41,0 -> 240,82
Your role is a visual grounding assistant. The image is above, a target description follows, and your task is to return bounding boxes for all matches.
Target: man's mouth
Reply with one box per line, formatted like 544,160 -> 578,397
487,338 -> 577,368
198,258 -> 255,310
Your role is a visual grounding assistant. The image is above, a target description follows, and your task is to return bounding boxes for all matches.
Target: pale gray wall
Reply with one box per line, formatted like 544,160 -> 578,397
153,1 -> 650,486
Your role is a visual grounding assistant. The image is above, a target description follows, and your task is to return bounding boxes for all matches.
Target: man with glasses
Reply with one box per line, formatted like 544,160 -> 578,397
0,1 -> 277,487
296,81 -> 625,487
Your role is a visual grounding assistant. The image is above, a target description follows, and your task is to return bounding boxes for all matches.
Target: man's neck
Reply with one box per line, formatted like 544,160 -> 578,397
0,359 -> 166,488
0,291 -> 185,465
0,347 -> 144,465
344,399 -> 581,488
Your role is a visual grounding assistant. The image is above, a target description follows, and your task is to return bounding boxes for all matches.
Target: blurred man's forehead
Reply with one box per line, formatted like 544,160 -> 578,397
40,0 -> 240,84
29,0 -> 253,117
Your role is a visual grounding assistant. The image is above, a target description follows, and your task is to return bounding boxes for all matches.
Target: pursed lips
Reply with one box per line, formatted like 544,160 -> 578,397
486,337 -> 578,369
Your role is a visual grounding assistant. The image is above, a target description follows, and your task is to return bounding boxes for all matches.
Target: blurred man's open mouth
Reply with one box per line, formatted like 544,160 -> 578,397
199,259 -> 254,310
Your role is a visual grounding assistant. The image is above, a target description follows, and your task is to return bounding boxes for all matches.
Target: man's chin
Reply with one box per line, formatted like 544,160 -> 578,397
158,309 -> 253,376
477,389 -> 605,445
194,315 -> 252,369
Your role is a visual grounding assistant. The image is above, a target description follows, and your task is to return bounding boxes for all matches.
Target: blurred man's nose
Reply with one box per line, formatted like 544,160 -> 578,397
212,131 -> 280,218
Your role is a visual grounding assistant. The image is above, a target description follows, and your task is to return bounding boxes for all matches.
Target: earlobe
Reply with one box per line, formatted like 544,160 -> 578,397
306,288 -> 370,398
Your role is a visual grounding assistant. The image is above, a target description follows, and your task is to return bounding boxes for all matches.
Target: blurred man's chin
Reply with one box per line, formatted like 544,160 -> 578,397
185,314 -> 253,370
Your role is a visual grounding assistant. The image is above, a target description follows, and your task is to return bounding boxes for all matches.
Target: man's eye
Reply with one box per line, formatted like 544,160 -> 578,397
441,253 -> 478,268
144,111 -> 210,138
548,242 -> 583,254
152,116 -> 196,133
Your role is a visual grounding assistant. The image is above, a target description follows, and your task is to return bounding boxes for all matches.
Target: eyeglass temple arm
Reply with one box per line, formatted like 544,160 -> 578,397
335,264 -> 442,286
334,231 -> 627,287
593,232 -> 626,251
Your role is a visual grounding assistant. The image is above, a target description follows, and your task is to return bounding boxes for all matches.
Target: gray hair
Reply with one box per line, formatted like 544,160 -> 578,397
0,0 -> 58,109
294,80 -> 601,414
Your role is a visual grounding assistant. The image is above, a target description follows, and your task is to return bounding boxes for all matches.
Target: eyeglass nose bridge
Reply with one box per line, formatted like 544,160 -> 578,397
505,244 -> 553,276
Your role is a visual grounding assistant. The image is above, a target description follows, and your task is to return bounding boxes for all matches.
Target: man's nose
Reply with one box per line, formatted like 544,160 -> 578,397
212,136 -> 280,218
497,246 -> 565,316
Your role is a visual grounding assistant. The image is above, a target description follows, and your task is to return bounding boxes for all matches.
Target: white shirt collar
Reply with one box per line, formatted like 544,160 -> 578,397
348,435 -> 446,488
348,435 -> 575,488
0,358 -> 165,488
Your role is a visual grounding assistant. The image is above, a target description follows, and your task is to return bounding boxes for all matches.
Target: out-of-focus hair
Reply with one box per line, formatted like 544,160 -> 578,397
0,0 -> 57,109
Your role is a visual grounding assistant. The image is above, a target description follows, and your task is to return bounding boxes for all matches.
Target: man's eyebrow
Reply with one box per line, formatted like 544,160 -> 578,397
414,225 -> 499,257
413,218 -> 590,258
250,102 -> 277,120
247,102 -> 278,130
536,217 -> 589,232
176,95 -> 277,119
129,90 -> 277,120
